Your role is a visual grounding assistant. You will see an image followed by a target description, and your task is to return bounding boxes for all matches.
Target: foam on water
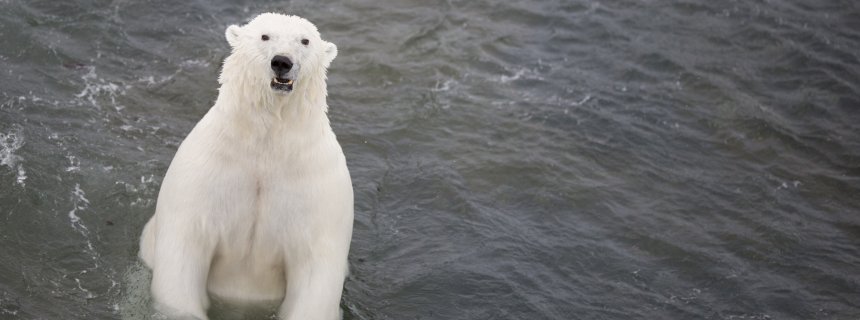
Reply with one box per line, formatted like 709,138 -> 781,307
499,67 -> 545,83
75,66 -> 130,111
0,291 -> 19,316
179,59 -> 211,69
117,175 -> 158,208
68,183 -> 91,235
66,183 -> 121,304
0,128 -> 26,187
65,155 -> 81,173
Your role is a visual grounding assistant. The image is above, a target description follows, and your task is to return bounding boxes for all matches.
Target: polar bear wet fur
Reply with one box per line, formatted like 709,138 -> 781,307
139,13 -> 353,320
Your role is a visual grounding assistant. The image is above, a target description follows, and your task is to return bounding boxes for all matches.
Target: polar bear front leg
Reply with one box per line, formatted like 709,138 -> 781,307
150,219 -> 217,320
277,246 -> 349,320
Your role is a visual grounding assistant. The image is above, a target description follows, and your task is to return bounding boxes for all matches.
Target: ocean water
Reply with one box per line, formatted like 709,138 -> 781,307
1,0 -> 859,319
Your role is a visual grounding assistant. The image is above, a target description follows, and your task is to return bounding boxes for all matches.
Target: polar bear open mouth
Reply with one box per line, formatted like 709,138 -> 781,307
271,77 -> 294,91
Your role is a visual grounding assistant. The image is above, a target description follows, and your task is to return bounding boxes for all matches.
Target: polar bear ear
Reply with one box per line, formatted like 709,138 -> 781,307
322,41 -> 338,67
226,25 -> 242,48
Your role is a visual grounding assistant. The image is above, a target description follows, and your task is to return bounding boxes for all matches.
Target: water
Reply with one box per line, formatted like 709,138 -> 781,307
1,0 -> 859,319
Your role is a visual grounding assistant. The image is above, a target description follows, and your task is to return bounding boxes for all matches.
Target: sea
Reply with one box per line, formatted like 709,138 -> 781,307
1,0 -> 859,319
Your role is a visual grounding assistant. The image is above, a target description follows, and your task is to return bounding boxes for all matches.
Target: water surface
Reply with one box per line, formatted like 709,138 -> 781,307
1,0 -> 859,319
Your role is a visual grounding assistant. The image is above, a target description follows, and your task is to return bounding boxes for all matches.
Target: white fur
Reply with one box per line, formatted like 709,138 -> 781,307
139,13 -> 352,320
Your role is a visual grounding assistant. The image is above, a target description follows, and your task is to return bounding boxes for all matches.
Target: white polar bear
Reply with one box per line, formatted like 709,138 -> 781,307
139,13 -> 353,320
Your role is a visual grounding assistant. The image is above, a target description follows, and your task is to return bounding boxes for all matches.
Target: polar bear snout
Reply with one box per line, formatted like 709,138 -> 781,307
271,55 -> 293,75
270,55 -> 296,91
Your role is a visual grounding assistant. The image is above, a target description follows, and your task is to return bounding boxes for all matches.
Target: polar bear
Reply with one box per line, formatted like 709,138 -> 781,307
138,13 -> 353,320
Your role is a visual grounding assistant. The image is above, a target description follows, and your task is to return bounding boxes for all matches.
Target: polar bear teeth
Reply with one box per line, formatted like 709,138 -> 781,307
273,78 -> 293,85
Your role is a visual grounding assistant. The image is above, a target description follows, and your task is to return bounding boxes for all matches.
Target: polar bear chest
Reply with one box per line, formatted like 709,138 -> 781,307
199,132 -> 351,303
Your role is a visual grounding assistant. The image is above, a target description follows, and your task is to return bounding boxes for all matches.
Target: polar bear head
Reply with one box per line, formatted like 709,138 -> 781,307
219,13 -> 337,97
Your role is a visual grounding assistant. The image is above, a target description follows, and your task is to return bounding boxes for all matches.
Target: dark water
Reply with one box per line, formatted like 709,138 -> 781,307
1,0 -> 859,319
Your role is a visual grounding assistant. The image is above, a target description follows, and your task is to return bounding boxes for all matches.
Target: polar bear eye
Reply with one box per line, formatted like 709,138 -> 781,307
301,39 -> 309,45
261,35 -> 270,41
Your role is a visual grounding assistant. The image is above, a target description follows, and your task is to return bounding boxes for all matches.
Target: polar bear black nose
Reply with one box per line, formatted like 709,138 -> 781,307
271,55 -> 293,75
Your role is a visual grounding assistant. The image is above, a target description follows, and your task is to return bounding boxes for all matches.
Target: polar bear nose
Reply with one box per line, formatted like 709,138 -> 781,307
271,55 -> 293,75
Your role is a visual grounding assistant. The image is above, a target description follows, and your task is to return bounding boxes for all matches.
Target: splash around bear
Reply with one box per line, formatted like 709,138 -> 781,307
139,13 -> 353,320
